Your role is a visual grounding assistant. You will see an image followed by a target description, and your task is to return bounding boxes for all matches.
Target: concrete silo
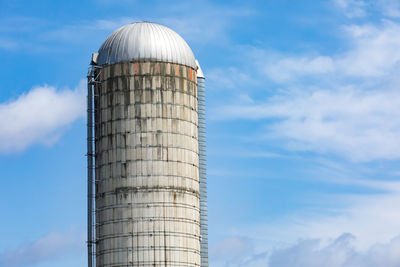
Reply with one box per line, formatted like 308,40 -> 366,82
87,22 -> 208,267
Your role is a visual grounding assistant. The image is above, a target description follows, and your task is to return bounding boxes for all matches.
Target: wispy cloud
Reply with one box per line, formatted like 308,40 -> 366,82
0,16 -> 139,51
0,1 -> 254,52
212,233 -> 400,267
298,190 -> 400,248
254,20 -> 400,82
211,181 -> 400,266
268,233 -> 400,267
211,236 -> 255,264
334,0 -> 368,18
91,17 -> 138,31
216,87 -> 400,162
334,0 -> 400,18
262,55 -> 335,83
338,21 -> 400,77
213,20 -> 400,162
97,0 -> 137,5
0,227 -> 85,266
0,37 -> 18,50
158,3 -> 254,45
0,16 -> 45,33
377,0 -> 400,17
0,80 -> 86,153
234,179 -> 400,251
38,17 -> 138,45
207,67 -> 256,89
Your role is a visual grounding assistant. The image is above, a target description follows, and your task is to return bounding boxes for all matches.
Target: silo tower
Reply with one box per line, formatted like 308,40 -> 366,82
87,22 -> 208,267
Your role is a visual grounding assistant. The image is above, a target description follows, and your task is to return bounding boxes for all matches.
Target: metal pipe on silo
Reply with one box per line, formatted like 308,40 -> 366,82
87,55 -> 101,267
196,60 -> 208,267
87,66 -> 95,267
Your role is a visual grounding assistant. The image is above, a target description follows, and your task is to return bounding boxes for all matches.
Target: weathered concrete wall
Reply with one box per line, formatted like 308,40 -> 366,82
95,61 -> 200,267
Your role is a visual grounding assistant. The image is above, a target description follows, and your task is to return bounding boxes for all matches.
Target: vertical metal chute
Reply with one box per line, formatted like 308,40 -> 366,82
87,57 -> 100,267
197,60 -> 208,267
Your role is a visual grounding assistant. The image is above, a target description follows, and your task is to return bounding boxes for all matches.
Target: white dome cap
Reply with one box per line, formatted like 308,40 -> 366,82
97,22 -> 196,68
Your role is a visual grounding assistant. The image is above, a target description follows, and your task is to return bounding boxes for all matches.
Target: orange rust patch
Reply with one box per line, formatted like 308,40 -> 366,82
189,68 -> 192,80
134,62 -> 139,74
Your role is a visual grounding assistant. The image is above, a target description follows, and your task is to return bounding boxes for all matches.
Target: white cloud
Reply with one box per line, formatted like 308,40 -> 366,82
376,0 -> 400,18
4,1 -> 253,50
258,21 -> 400,82
207,67 -> 255,89
334,0 -> 368,18
211,233 -> 400,267
231,179 -> 400,250
211,236 -> 254,263
216,87 -> 400,162
0,37 -> 18,50
97,0 -> 136,5
299,190 -> 400,248
338,21 -> 400,77
0,16 -> 45,33
211,182 -> 400,266
210,236 -> 271,267
0,80 -> 86,153
263,55 -> 335,83
0,227 -> 85,266
157,3 -> 254,45
45,16 -> 138,40
269,233 -> 356,267
91,17 -> 137,31
217,20 -> 400,162
334,0 -> 400,18
268,233 -> 400,267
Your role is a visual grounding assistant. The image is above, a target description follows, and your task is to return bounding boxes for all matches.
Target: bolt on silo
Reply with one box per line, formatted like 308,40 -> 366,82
87,22 -> 208,267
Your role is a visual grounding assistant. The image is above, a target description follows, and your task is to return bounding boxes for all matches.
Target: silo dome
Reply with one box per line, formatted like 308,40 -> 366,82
97,21 -> 196,68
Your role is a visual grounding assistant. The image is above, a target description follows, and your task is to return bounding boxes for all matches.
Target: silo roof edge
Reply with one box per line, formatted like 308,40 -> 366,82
97,22 -> 196,68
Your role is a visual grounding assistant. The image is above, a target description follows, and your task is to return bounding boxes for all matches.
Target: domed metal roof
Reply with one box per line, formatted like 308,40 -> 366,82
97,22 -> 196,68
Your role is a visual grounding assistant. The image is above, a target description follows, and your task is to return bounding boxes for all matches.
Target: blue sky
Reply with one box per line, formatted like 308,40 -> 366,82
1,0 -> 400,266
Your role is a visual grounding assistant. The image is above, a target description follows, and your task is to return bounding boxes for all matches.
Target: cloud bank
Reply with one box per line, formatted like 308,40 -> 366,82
214,20 -> 400,162
0,80 -> 86,153
0,228 -> 84,266
211,233 -> 400,267
217,87 -> 400,162
258,20 -> 400,82
268,233 -> 400,267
